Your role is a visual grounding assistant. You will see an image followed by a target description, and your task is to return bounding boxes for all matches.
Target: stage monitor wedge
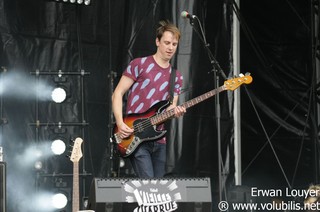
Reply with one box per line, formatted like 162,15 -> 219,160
87,177 -> 212,212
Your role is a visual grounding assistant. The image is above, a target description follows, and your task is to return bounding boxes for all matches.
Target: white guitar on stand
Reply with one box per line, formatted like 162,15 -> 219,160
70,137 -> 95,212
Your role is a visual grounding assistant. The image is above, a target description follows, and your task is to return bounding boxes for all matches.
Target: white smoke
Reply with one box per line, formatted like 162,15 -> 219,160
0,70 -> 54,101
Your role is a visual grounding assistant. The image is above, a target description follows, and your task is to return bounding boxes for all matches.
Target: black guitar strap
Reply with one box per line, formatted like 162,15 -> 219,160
169,67 -> 176,104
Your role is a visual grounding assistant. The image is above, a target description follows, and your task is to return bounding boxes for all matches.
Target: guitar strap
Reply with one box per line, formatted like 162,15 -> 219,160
169,67 -> 176,104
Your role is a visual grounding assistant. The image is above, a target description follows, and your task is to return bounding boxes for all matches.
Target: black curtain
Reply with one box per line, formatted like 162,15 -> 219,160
239,0 -> 314,191
0,0 -> 234,211
0,0 -> 314,211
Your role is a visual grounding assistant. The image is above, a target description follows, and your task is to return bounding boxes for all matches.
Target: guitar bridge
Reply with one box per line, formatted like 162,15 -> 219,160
113,134 -> 121,144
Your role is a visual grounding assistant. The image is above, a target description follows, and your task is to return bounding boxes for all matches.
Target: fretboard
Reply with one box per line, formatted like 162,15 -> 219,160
150,85 -> 225,125
72,161 -> 79,212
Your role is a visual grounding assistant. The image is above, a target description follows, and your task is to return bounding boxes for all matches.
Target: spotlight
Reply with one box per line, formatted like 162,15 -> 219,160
51,192 -> 68,209
51,0 -> 91,5
51,139 -> 66,155
34,161 -> 43,170
51,87 -> 67,103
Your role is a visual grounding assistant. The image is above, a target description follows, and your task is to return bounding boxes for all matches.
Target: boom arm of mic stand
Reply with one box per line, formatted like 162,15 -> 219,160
188,16 -> 227,80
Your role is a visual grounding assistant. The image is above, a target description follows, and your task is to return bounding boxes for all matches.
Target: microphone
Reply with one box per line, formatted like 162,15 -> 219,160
181,11 -> 196,20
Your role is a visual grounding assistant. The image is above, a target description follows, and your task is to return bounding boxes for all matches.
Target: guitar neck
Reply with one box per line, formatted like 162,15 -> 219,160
181,85 -> 225,109
72,162 -> 80,212
151,85 -> 225,125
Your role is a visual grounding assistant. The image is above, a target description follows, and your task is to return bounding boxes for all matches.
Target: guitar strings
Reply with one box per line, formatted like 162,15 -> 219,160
131,108 -> 175,133
115,110 -> 170,138
127,87 -> 222,135
117,85 -> 228,137
115,78 -> 248,140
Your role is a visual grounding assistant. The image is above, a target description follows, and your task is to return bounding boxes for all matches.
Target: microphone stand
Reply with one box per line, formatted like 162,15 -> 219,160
108,71 -> 118,177
186,16 -> 227,203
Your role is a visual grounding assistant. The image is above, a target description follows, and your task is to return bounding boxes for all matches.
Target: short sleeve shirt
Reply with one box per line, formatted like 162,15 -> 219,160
123,56 -> 183,115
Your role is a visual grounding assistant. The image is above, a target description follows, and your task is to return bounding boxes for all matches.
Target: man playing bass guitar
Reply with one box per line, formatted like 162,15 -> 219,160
112,20 -> 186,178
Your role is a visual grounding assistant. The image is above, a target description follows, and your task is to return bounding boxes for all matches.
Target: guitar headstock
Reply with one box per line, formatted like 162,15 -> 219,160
70,137 -> 83,163
224,73 -> 253,91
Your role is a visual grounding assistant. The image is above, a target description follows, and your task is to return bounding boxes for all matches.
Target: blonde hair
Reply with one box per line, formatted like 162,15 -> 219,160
156,20 -> 181,41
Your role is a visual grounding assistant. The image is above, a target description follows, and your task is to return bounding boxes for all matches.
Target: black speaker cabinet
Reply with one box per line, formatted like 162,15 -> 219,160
0,162 -> 6,212
87,178 -> 212,212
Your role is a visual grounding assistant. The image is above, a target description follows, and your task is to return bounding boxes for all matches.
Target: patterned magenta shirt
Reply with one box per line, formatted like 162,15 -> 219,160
123,56 -> 183,115
122,56 -> 183,144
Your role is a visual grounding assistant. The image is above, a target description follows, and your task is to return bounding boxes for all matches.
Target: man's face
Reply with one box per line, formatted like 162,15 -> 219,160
156,31 -> 179,61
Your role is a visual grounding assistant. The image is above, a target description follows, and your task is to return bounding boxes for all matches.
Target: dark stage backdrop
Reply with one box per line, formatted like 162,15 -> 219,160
0,0 -> 315,211
240,0 -> 315,189
0,0 -> 233,211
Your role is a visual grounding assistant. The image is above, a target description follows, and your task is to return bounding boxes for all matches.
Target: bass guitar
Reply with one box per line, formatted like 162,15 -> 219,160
112,73 -> 253,157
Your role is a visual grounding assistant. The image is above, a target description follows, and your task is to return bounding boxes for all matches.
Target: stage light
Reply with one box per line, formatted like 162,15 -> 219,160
51,139 -> 66,155
51,0 -> 91,5
51,192 -> 68,209
34,161 -> 43,170
51,87 -> 66,103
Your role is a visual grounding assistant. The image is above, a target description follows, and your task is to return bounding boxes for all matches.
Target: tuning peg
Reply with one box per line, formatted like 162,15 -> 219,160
239,73 -> 244,77
245,72 -> 251,76
65,148 -> 72,157
70,138 -> 75,144
65,150 -> 71,158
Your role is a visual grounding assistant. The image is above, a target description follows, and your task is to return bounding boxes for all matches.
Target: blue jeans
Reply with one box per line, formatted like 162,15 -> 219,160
129,141 -> 166,178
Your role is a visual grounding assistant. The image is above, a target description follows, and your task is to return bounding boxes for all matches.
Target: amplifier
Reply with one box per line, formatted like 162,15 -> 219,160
87,178 -> 212,212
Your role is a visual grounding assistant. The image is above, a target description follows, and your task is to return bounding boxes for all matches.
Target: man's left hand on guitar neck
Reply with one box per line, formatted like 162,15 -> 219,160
167,105 -> 186,118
